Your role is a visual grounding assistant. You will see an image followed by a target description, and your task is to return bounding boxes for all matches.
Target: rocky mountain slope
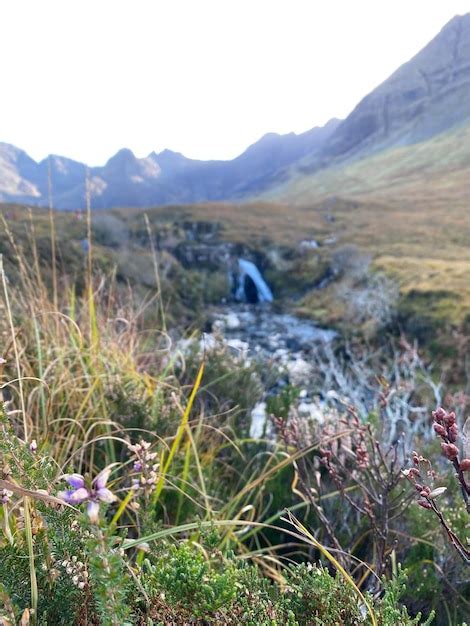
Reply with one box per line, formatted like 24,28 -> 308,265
0,119 -> 341,209
296,12 -> 470,173
1,13 -> 470,209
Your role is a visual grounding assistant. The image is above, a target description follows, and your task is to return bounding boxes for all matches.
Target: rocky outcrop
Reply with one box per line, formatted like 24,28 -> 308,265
301,13 -> 470,169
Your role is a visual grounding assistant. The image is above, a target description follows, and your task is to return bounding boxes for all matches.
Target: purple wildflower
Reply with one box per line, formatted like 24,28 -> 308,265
59,467 -> 116,523
128,440 -> 159,497
1,488 -> 13,504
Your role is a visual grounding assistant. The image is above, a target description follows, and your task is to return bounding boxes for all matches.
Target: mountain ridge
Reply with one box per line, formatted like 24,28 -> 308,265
0,119 -> 341,208
1,12 -> 470,209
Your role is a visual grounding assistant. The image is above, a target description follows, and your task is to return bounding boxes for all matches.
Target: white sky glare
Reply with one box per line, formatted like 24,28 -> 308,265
1,0 -> 470,165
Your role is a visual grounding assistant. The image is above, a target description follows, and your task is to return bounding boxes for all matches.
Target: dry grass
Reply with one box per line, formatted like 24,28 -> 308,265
2,118 -> 470,327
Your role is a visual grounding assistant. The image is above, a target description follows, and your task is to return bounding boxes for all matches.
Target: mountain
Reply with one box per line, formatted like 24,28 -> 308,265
270,13 -> 470,203
1,13 -> 470,209
0,119 -> 341,209
316,14 -> 470,165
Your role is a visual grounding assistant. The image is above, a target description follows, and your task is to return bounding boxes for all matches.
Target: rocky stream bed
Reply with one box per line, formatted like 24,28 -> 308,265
205,304 -> 338,437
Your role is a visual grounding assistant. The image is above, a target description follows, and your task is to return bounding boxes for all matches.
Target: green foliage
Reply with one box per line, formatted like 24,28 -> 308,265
377,568 -> 434,626
279,563 -> 364,625
266,384 -> 300,419
86,527 -> 133,626
140,544 -> 432,625
144,542 -> 238,617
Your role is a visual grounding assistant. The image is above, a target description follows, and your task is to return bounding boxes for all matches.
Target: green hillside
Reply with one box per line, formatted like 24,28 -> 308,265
272,122 -> 470,206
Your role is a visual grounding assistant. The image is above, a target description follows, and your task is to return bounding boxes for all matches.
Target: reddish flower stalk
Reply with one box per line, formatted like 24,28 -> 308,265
404,407 -> 470,565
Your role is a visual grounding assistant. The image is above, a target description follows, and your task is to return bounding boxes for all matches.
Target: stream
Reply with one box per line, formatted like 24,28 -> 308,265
206,303 -> 338,437
182,258 -> 338,437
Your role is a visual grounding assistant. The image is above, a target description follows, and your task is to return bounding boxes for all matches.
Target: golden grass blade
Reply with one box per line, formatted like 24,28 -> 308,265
152,361 -> 205,504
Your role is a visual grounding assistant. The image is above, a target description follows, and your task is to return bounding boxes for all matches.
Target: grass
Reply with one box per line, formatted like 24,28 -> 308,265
0,211 -> 466,623
2,124 -> 470,337
263,123 -> 470,324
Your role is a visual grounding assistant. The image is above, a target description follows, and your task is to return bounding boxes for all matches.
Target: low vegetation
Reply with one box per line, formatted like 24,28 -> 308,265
0,207 -> 468,624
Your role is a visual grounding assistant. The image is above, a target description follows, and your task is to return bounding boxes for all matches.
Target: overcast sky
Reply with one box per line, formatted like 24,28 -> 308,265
1,0 -> 469,165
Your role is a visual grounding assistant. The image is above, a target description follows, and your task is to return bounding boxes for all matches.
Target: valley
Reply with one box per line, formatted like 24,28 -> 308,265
1,8 -> 470,624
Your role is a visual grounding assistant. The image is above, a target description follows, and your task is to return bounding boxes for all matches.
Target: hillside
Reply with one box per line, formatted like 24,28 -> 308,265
296,13 -> 470,170
2,14 -> 470,210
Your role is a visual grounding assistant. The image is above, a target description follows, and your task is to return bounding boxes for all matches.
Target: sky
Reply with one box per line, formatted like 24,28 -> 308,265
1,0 -> 470,165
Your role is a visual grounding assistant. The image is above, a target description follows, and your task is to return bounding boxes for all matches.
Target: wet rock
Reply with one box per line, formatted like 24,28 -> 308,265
225,312 -> 241,330
250,402 -> 267,439
286,358 -> 313,386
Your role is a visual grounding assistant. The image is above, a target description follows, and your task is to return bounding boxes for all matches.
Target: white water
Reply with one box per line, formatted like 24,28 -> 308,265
235,258 -> 273,303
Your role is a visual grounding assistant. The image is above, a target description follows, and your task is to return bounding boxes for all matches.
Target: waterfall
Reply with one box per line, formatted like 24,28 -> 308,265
235,258 -> 273,303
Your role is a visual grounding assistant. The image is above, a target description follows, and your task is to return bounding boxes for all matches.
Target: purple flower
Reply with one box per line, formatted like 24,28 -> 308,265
59,467 -> 116,523
1,488 -> 13,504
66,473 -> 86,489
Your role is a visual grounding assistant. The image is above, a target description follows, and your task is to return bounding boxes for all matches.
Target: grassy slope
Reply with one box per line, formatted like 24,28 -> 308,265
256,123 -> 470,325
2,119 -> 470,331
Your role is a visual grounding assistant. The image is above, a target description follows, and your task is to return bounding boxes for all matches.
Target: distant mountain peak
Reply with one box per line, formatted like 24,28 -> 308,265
0,14 -> 469,209
106,148 -> 136,165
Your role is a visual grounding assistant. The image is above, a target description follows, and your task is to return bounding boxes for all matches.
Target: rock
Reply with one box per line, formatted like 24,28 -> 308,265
299,240 -> 319,251
250,402 -> 267,439
297,401 -> 324,422
200,333 -> 219,352
286,358 -> 313,386
225,338 -> 249,360
225,312 -> 241,330
212,319 -> 226,333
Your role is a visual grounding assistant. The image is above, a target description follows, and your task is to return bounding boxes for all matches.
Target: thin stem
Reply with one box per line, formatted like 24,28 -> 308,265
24,497 -> 38,624
0,256 -> 28,440
48,156 -> 58,312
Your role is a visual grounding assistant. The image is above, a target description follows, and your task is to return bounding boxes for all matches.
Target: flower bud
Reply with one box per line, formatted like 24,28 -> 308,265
441,442 -> 459,460
417,499 -> 432,510
448,424 -> 458,443
444,411 -> 456,426
432,408 -> 446,423
433,423 -> 446,437
459,459 -> 470,472
1,489 -> 13,504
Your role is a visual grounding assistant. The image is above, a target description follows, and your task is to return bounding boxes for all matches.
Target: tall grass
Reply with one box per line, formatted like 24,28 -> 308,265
0,218 -> 305,565
0,212 -> 449,624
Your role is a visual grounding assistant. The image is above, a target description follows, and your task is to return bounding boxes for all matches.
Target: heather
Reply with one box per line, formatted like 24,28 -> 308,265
0,207 -> 468,626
